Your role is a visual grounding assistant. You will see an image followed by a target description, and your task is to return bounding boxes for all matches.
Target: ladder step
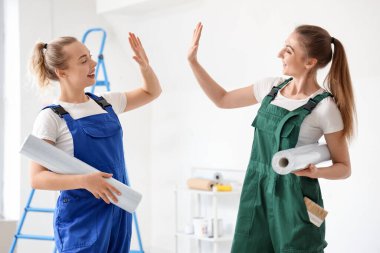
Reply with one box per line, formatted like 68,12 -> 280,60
26,207 -> 55,213
16,234 -> 55,241
95,81 -> 109,86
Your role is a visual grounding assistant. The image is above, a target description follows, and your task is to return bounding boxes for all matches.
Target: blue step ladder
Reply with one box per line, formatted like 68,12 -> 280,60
82,28 -> 110,93
9,28 -> 144,253
9,189 -> 57,253
82,28 -> 144,253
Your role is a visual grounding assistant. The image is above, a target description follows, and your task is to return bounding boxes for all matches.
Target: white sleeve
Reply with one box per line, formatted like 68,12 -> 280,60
252,77 -> 285,102
32,109 -> 60,142
99,92 -> 127,114
314,97 -> 344,134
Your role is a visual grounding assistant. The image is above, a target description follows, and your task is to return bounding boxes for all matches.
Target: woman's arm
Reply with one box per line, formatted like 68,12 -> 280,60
29,139 -> 121,204
293,130 -> 351,180
188,22 -> 258,109
123,32 -> 162,112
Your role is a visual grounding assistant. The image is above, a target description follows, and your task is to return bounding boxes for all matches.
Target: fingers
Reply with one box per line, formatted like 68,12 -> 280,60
101,172 -> 113,178
86,172 -> 122,204
108,183 -> 122,196
128,37 -> 138,53
92,188 -> 119,204
103,181 -> 121,203
129,32 -> 143,49
133,56 -> 142,64
99,186 -> 119,204
99,192 -> 111,204
100,172 -> 120,203
128,35 -> 139,57
292,169 -> 307,176
137,37 -> 142,47
93,192 -> 100,199
104,188 -> 118,203
192,22 -> 203,46
129,32 -> 138,48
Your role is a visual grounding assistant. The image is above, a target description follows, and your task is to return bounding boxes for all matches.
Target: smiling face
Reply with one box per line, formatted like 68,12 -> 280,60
277,32 -> 314,77
58,41 -> 97,89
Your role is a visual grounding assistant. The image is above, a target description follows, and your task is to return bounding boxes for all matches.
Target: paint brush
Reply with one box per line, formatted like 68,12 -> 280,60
304,197 -> 328,227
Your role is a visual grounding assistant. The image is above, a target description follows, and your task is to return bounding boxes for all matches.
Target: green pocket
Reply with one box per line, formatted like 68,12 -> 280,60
235,169 -> 261,236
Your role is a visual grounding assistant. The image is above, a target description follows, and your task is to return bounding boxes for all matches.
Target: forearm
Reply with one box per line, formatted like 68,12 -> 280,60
30,162 -> 85,191
316,162 -> 351,180
189,60 -> 227,106
140,65 -> 162,98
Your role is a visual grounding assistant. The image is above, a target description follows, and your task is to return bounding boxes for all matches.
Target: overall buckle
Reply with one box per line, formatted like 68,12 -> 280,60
51,106 -> 68,118
268,87 -> 280,97
303,98 -> 318,112
95,97 -> 111,109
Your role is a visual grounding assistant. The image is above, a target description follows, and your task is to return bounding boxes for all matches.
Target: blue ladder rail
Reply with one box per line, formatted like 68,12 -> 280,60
9,189 -> 57,253
82,28 -> 110,93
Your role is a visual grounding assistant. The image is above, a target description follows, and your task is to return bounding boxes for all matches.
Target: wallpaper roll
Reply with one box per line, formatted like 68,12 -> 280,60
20,134 -> 142,213
271,143 -> 331,175
193,170 -> 223,183
187,178 -> 215,191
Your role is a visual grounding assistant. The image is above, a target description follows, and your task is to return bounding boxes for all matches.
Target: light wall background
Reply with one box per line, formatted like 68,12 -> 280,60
2,0 -> 380,252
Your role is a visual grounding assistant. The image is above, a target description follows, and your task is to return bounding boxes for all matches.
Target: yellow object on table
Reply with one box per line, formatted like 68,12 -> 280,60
215,184 -> 232,192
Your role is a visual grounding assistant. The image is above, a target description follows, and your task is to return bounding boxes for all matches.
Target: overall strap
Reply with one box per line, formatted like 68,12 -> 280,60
261,77 -> 293,107
301,92 -> 332,112
85,92 -> 112,110
273,91 -> 332,152
43,105 -> 70,119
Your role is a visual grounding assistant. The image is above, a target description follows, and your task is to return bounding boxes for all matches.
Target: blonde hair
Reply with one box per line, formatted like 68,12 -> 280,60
30,36 -> 78,88
295,25 -> 357,141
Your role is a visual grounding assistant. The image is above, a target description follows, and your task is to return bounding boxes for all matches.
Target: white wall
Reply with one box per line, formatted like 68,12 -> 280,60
4,0 -> 380,252
3,0 -> 21,221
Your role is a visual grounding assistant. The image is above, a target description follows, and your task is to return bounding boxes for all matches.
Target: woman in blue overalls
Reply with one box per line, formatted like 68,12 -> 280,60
188,23 -> 356,252
29,33 -> 161,252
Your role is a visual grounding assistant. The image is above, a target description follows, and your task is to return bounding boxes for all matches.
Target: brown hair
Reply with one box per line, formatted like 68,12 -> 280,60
30,36 -> 78,88
295,25 -> 357,141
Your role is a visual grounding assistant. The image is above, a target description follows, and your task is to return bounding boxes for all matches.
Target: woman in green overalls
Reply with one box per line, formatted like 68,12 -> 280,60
187,23 -> 356,253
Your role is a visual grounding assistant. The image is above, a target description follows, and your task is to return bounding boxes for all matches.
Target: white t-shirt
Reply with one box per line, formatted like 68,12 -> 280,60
32,92 -> 127,156
253,77 -> 344,146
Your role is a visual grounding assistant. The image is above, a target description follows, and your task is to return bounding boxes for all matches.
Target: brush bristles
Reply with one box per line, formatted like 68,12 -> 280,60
304,197 -> 328,220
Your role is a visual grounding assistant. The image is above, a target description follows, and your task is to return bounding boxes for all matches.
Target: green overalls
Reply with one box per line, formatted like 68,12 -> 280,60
231,78 -> 332,253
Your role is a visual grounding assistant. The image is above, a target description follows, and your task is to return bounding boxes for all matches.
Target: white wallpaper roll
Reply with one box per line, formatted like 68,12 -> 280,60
271,144 -> 331,175
20,134 -> 142,213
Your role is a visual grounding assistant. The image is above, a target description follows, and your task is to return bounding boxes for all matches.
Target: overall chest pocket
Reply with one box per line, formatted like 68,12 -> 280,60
252,115 -> 295,138
81,121 -> 121,138
251,115 -> 298,156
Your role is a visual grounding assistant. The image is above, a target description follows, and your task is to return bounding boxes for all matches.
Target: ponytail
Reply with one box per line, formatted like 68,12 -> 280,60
30,42 -> 52,88
295,25 -> 357,141
29,36 -> 78,88
326,38 -> 357,141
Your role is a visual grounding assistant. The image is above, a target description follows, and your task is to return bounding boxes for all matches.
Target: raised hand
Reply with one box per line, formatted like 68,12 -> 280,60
188,22 -> 203,63
128,32 -> 149,70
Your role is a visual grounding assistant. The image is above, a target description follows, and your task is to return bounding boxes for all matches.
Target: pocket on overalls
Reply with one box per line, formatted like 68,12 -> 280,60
279,123 -> 297,150
55,194 -> 99,251
296,178 -> 322,221
81,123 -> 120,138
288,178 -> 326,250
235,169 -> 261,236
